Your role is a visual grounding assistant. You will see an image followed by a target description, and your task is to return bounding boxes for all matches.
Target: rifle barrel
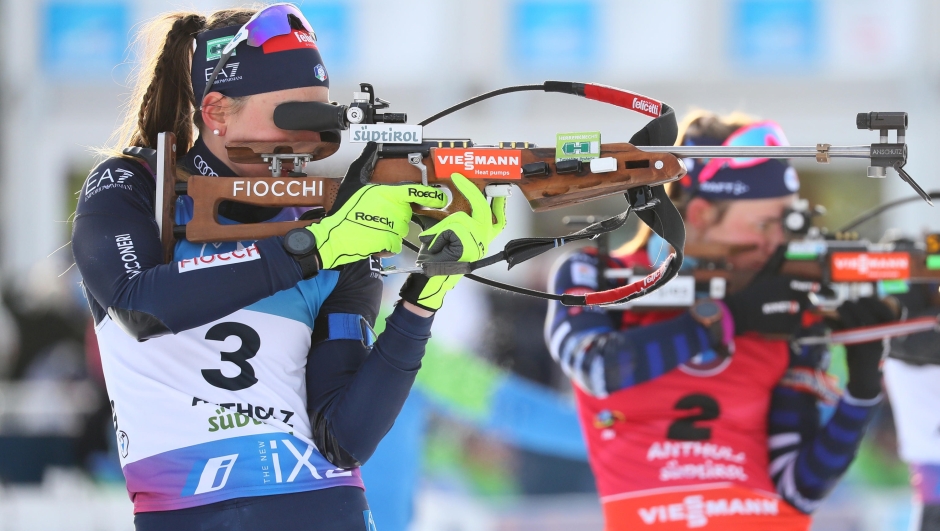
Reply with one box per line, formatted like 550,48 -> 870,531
641,145 -> 872,159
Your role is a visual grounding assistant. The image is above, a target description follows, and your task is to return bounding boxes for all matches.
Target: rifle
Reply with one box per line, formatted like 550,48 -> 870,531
585,201 -> 940,345
134,81 -> 928,307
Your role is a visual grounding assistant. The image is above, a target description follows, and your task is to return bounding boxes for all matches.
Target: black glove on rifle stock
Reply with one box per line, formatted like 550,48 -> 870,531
724,275 -> 818,337
828,297 -> 896,400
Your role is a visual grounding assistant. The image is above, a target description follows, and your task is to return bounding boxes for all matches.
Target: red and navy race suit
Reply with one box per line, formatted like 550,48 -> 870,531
72,138 -> 431,527
545,248 -> 881,531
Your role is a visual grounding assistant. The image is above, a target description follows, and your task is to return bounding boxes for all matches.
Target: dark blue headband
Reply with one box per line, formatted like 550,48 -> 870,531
679,136 -> 800,200
191,25 -> 329,102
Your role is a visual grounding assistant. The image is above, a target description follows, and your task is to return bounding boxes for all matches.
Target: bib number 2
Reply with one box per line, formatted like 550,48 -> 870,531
202,322 -> 260,391
667,393 -> 720,441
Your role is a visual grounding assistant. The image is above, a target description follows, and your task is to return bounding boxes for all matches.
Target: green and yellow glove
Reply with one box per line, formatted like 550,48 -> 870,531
399,173 -> 507,311
307,183 -> 447,269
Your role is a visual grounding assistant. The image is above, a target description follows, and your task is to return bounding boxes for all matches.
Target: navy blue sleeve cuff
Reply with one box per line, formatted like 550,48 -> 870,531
373,303 -> 435,371
255,236 -> 304,289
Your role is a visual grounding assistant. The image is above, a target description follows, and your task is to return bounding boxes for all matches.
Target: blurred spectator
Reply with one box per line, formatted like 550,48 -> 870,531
0,276 -> 19,379
0,255 -> 116,484
884,283 -> 940,531
2,256 -> 87,382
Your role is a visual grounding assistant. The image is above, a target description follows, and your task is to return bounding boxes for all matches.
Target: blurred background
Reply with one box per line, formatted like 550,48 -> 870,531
0,0 -> 938,529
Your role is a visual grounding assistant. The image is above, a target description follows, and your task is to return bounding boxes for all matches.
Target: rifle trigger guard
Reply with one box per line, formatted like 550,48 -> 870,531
628,186 -> 660,212
407,152 -> 428,186
633,198 -> 660,212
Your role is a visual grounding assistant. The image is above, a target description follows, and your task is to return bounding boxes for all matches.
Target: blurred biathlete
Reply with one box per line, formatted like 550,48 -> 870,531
884,285 -> 940,531
546,112 -> 896,531
71,5 -> 504,531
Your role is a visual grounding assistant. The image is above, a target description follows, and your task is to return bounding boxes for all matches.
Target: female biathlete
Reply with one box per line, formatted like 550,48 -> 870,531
71,5 -> 503,530
546,112 -> 896,531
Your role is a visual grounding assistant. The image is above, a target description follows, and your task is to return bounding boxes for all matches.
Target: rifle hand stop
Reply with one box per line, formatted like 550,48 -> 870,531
857,111 -> 930,205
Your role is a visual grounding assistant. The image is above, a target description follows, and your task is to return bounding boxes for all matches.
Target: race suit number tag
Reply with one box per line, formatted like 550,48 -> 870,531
830,252 -> 910,281
433,148 -> 522,180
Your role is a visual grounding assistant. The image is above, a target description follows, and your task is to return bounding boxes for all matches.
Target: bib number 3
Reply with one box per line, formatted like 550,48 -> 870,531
202,322 -> 261,391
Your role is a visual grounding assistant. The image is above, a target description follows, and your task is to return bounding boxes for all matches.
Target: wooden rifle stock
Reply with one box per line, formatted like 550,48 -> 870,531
158,134 -> 685,263
682,242 -> 940,292
623,241 -> 940,312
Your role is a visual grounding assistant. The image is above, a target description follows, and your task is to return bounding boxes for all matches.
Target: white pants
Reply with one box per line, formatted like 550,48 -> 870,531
884,358 -> 940,464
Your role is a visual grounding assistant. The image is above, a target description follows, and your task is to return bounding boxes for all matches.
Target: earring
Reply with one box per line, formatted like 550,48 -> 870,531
213,129 -> 220,135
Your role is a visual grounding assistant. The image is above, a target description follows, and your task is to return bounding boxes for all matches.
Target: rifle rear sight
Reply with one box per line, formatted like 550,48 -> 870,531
273,83 -> 406,133
857,111 -> 907,179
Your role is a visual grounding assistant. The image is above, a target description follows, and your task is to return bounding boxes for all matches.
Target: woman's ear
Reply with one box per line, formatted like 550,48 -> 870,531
685,197 -> 716,233
200,93 -> 227,135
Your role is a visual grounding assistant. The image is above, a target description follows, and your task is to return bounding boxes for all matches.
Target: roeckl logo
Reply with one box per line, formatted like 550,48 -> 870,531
789,280 -> 820,293
761,301 -> 800,315
408,188 -> 445,201
355,212 -> 393,228
178,244 -> 261,272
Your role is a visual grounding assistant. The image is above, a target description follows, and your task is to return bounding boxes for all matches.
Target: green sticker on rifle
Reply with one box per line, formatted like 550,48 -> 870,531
785,241 -> 825,261
927,255 -> 940,270
879,279 -> 910,295
556,131 -> 600,162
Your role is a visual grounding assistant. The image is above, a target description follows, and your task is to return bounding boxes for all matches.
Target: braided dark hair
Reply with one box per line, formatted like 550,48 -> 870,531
102,9 -> 255,160
134,14 -> 205,153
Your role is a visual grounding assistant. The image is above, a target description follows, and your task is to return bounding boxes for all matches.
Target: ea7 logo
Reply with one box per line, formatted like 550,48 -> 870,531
85,167 -> 134,198
205,62 -> 241,83
193,454 -> 238,495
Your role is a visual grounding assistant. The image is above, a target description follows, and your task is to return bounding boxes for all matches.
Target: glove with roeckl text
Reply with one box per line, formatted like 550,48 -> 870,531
399,173 -> 506,311
306,182 -> 447,269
